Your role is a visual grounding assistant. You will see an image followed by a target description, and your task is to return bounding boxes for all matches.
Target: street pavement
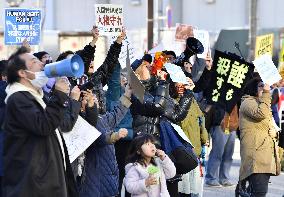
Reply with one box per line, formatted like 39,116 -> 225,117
203,139 -> 284,197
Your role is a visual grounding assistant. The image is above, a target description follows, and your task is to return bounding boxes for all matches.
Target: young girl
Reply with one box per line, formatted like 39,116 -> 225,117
124,134 -> 176,197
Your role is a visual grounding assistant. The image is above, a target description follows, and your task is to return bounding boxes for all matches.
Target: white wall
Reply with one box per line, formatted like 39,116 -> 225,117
258,0 -> 284,29
181,0 -> 248,32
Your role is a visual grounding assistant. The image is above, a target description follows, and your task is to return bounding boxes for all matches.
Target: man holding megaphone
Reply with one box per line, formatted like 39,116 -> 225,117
3,47 -> 78,197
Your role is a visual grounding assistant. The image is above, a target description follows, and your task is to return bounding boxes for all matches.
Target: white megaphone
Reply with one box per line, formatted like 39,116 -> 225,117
44,54 -> 84,78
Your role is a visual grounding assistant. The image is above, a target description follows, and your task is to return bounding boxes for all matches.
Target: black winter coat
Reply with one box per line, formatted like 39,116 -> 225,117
3,90 -> 78,197
77,42 -> 122,114
131,81 -> 194,138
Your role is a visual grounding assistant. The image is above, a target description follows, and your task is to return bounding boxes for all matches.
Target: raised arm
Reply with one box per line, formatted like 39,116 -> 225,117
75,26 -> 99,74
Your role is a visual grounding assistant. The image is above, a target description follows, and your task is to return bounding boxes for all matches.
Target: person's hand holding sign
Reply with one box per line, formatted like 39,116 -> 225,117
90,26 -> 99,47
116,27 -> 126,44
184,77 -> 195,90
205,51 -> 213,70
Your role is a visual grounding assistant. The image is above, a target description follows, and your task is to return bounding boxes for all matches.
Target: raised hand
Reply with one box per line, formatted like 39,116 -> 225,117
116,27 -> 126,44
90,26 -> 99,47
184,77 -> 195,90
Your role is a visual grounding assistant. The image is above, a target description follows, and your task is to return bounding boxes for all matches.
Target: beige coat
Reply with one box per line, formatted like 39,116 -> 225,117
239,91 -> 281,181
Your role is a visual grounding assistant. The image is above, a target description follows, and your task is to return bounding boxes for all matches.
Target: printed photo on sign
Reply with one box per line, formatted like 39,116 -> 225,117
175,24 -> 194,42
4,8 -> 41,45
208,50 -> 254,113
255,33 -> 274,58
253,54 -> 281,86
95,4 -> 123,35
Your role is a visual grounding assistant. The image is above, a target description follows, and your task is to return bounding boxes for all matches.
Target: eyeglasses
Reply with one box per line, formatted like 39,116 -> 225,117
258,84 -> 264,88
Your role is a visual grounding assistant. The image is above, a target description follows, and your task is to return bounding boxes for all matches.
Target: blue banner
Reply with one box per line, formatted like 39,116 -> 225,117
4,8 -> 41,45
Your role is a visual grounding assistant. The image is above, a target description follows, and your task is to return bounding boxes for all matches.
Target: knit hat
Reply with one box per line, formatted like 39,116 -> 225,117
33,51 -> 49,61
142,54 -> 152,64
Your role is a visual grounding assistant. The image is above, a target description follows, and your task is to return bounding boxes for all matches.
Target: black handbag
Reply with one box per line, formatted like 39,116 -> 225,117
168,144 -> 198,174
159,120 -> 199,175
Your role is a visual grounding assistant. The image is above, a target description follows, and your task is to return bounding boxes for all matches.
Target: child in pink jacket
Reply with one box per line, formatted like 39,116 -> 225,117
124,134 -> 176,197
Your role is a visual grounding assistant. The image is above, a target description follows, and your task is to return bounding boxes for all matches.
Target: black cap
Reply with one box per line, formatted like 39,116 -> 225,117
142,54 -> 152,64
33,51 -> 49,60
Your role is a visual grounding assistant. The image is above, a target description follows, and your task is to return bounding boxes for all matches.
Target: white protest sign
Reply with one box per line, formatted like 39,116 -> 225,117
109,35 -> 137,68
95,4 -> 123,35
193,29 -> 210,58
164,63 -> 189,84
63,116 -> 101,163
253,54 -> 282,86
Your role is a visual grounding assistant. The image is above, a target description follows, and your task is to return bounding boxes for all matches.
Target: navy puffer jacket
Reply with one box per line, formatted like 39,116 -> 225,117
79,98 -> 130,197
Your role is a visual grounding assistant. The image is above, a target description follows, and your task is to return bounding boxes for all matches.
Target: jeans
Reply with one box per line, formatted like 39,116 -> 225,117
205,126 -> 236,183
248,173 -> 270,197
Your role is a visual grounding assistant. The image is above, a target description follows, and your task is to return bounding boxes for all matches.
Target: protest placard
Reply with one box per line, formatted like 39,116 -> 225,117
278,39 -> 284,76
108,35 -> 137,68
193,29 -> 210,59
164,63 -> 189,84
208,50 -> 254,113
255,33 -> 274,58
95,4 -> 123,35
126,46 -> 145,103
175,24 -> 194,42
63,116 -> 101,163
253,54 -> 282,86
4,8 -> 41,45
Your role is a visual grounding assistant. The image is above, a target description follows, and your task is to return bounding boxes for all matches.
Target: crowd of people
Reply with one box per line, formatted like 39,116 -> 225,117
0,25 -> 282,197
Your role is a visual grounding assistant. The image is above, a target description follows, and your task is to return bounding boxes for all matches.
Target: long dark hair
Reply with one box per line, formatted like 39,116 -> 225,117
126,134 -> 157,167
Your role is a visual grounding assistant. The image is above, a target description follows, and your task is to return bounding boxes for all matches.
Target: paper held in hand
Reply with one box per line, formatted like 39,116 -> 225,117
253,54 -> 282,86
164,63 -> 189,84
62,116 -> 101,163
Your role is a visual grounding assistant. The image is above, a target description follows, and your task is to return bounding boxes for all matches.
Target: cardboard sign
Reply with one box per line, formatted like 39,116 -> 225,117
63,116 -> 101,163
126,46 -> 145,103
95,4 -> 123,35
109,35 -> 137,68
164,63 -> 188,84
193,29 -> 210,59
253,54 -> 282,86
4,8 -> 41,45
208,50 -> 254,113
255,33 -> 274,58
175,24 -> 194,41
